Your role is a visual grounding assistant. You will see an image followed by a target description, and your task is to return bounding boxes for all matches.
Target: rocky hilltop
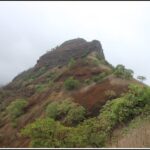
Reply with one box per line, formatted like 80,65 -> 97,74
35,38 -> 105,69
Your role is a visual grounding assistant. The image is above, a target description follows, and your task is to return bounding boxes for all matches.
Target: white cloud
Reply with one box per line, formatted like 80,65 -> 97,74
0,1 -> 150,85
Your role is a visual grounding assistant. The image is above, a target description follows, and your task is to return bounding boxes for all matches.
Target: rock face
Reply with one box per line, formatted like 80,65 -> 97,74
35,38 -> 105,69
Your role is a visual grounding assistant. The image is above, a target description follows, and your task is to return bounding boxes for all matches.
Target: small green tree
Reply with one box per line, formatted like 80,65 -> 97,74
64,77 -> 79,90
64,105 -> 86,125
46,101 -> 59,119
7,99 -> 28,120
114,64 -> 125,78
21,118 -> 71,148
114,64 -> 134,79
46,99 -> 86,126
124,69 -> 134,79
137,76 -> 146,83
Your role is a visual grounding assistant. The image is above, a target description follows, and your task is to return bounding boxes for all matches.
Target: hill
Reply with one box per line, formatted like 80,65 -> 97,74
0,38 -> 149,148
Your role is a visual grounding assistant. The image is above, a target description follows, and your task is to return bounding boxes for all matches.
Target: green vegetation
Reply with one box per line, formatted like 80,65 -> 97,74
7,99 -> 28,120
35,84 -> 48,93
46,99 -> 86,125
46,101 -> 59,119
84,78 -> 92,85
21,118 -> 71,148
64,104 -> 86,125
137,75 -> 146,83
33,67 -> 47,79
64,77 -> 80,90
44,71 -> 61,83
68,58 -> 76,68
114,64 -> 134,79
104,90 -> 117,100
21,84 -> 150,147
92,72 -> 107,83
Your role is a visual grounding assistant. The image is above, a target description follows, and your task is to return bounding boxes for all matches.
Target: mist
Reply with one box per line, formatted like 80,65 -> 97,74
0,1 -> 150,85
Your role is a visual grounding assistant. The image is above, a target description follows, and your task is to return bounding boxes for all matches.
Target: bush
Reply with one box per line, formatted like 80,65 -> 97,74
92,72 -> 107,83
64,77 -> 80,90
84,78 -> 92,85
7,99 -> 28,120
104,90 -> 117,100
64,105 -> 86,125
68,58 -> 76,69
21,118 -> 71,148
35,84 -> 48,93
114,64 -> 134,79
46,99 -> 86,125
46,101 -> 59,119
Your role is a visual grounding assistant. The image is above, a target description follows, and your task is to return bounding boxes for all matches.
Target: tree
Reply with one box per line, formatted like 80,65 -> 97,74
46,99 -> 86,126
64,77 -> 79,90
137,76 -> 146,83
114,64 -> 134,79
124,69 -> 134,79
114,64 -> 125,78
7,99 -> 28,120
21,118 -> 71,148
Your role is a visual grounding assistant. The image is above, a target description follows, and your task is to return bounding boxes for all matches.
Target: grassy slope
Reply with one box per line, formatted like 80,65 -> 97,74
108,115 -> 150,148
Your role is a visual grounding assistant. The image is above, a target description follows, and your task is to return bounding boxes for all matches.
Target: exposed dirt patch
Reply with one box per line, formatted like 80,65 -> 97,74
72,77 -> 129,114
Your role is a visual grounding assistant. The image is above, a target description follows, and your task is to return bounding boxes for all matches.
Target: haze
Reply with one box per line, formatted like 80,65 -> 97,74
0,1 -> 150,86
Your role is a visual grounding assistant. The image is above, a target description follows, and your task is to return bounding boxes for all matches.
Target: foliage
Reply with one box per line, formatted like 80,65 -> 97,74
114,64 -> 134,79
7,99 -> 28,120
64,77 -> 80,90
64,105 -> 86,125
21,84 -> 150,148
137,76 -> 146,82
100,84 -> 150,124
68,58 -> 76,69
21,118 -> 71,148
33,67 -> 47,78
35,84 -> 48,93
46,99 -> 86,125
92,72 -> 107,83
84,78 -> 92,85
105,90 -> 117,100
45,71 -> 61,82
46,101 -> 59,119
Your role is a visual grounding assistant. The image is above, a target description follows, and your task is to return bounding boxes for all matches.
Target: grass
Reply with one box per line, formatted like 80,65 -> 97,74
109,114 -> 150,147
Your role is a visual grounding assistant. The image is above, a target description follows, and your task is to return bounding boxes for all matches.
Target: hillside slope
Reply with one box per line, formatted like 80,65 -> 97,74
0,38 -> 149,148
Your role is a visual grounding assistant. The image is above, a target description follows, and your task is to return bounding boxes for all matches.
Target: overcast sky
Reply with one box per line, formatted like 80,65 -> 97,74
0,1 -> 150,85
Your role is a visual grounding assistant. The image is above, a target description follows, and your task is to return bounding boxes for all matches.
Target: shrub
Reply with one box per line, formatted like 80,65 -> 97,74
46,71 -> 60,81
64,105 -> 86,125
35,84 -> 48,93
137,76 -> 146,83
46,99 -> 86,125
46,101 -> 59,119
84,78 -> 92,85
21,118 -> 71,148
114,64 -> 134,79
92,72 -> 107,83
68,58 -> 76,69
7,99 -> 28,120
20,84 -> 150,148
64,77 -> 80,90
104,90 -> 117,100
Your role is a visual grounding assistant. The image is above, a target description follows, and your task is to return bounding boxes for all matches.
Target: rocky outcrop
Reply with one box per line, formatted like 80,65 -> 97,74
35,38 -> 105,69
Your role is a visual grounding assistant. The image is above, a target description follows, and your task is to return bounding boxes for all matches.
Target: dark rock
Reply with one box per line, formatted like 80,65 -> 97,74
35,38 -> 105,69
